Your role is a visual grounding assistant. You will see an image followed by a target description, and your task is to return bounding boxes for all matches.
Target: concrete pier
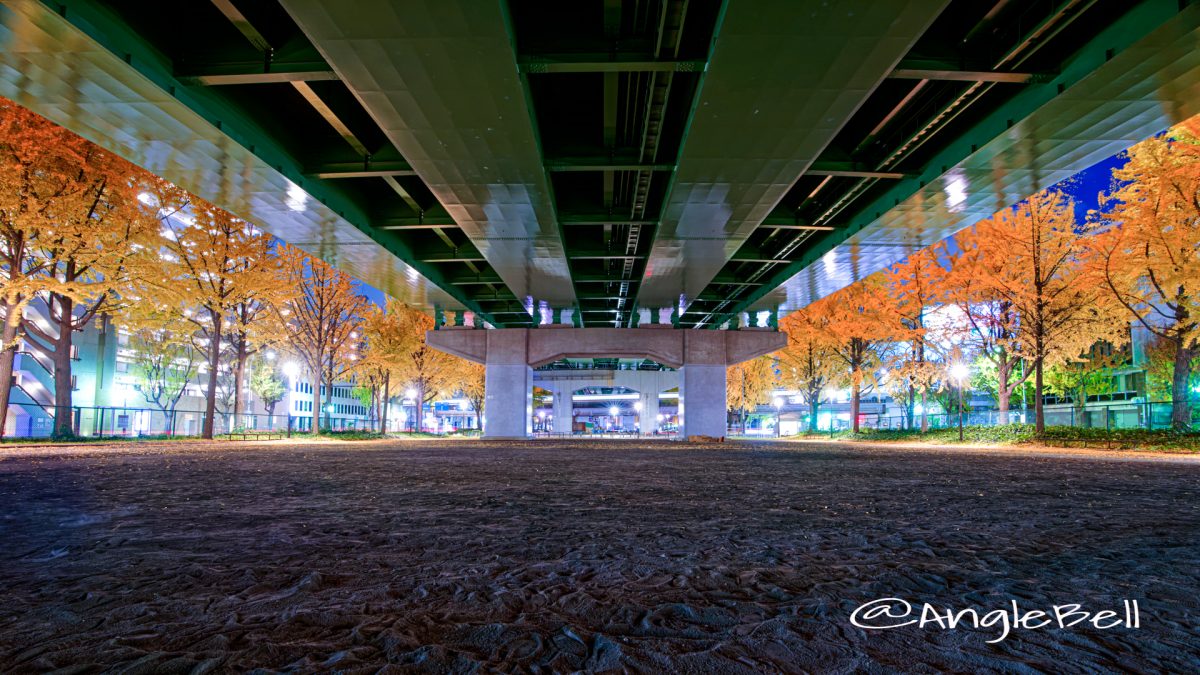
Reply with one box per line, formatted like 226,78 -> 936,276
427,327 -> 786,440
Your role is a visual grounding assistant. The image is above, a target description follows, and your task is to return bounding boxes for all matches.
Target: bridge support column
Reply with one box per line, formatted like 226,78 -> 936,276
680,364 -> 727,440
484,364 -> 532,439
553,390 -> 573,434
482,330 -> 532,439
640,391 -> 659,435
426,327 -> 786,441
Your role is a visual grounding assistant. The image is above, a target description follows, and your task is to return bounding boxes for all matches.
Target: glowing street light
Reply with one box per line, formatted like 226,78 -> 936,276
949,363 -> 970,441
405,388 -> 418,432
282,362 -> 300,380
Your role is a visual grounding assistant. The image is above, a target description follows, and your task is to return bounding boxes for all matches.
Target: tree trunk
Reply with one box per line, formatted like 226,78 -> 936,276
920,390 -> 929,433
996,353 -> 1011,425
808,394 -> 819,433
850,381 -> 861,433
415,383 -> 426,433
997,387 -> 1011,426
311,364 -> 322,434
51,295 -> 75,439
382,372 -> 390,434
233,338 -> 248,429
202,319 -> 222,439
1171,340 -> 1195,431
1034,356 -> 1045,435
0,301 -> 21,439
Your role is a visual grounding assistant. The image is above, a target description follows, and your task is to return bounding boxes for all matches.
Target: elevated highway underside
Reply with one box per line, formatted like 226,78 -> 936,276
3,0 -> 1199,329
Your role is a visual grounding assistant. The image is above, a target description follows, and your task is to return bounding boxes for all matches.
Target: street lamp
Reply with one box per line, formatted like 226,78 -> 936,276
949,363 -> 970,441
609,405 -> 620,431
282,361 -> 300,380
772,396 -> 785,438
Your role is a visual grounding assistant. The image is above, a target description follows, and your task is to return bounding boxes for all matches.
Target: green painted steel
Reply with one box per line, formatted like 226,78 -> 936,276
4,0 -> 1195,330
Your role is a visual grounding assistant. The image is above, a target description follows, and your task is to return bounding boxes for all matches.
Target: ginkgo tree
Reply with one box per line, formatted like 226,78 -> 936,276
815,277 -> 899,432
0,98 -> 162,437
273,245 -> 372,434
386,302 -> 462,430
884,245 -> 949,432
153,195 -> 281,438
127,319 -> 200,434
727,355 -> 779,434
777,309 -> 838,433
962,189 -> 1124,433
356,303 -> 403,432
943,231 -> 1031,425
1086,118 -> 1200,430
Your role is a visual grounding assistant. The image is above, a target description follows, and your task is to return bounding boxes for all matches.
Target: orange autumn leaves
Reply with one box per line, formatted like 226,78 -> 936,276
778,119 -> 1200,432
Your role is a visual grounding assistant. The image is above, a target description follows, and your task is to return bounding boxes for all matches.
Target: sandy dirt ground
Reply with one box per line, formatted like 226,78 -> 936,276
1,439 -> 1197,673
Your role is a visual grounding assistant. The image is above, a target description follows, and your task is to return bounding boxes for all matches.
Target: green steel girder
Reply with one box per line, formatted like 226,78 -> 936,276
5,0 -> 517,325
715,0 -> 1200,326
519,57 -> 707,74
545,157 -> 676,172
307,160 -> 417,179
175,59 -> 337,85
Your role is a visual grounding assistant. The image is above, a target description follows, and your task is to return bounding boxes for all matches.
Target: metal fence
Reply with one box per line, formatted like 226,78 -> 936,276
1,402 -> 389,439
831,398 -> 1200,434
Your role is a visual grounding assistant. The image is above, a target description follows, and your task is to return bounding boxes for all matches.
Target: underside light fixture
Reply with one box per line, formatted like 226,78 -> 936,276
285,180 -> 309,212
821,249 -> 838,279
634,401 -> 643,412
609,406 -> 620,417
943,168 -> 968,212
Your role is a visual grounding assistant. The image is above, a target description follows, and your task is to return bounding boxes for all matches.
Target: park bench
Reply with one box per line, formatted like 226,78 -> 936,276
225,431 -> 286,441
